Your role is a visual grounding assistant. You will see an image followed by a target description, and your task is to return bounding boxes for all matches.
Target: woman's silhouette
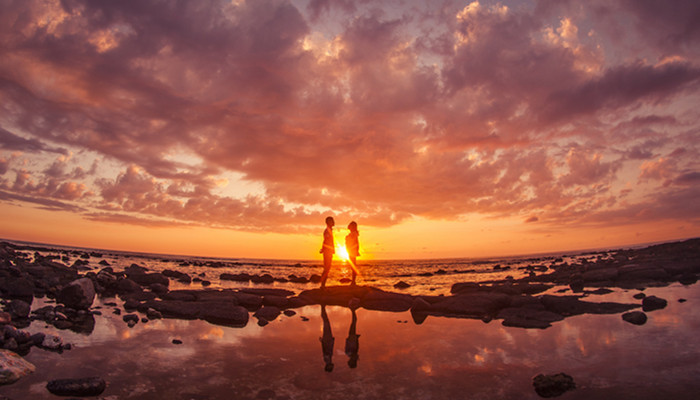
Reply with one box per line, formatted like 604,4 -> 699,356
345,307 -> 360,368
345,221 -> 360,286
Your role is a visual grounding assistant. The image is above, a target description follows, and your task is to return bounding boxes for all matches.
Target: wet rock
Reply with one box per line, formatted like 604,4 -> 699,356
116,278 -> 142,293
617,264 -> 669,282
172,339 -> 183,345
3,277 -> 34,299
240,288 -> 295,297
57,278 -> 95,310
254,306 -> 281,323
642,295 -> 667,312
41,334 -> 63,350
163,269 -> 191,282
394,281 -> 411,289
149,283 -> 169,295
0,349 -> 35,384
7,300 -> 31,319
130,272 -> 169,287
632,292 -> 646,300
146,308 -> 162,320
533,373 -> 576,398
0,312 -> 10,325
622,311 -> 647,325
498,307 -> 564,329
361,289 -> 413,312
678,272 -> 697,285
283,310 -> 297,317
46,377 -> 106,397
219,273 -> 251,282
200,304 -> 249,327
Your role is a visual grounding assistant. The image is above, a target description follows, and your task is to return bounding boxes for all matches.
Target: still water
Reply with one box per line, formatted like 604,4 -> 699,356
3,283 -> 700,399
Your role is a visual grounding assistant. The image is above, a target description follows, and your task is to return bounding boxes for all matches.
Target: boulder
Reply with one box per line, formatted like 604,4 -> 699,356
116,278 -> 142,293
622,311 -> 647,325
498,307 -> 564,329
394,281 -> 411,289
41,334 -> 63,350
129,273 -> 169,287
8,300 -> 31,319
253,306 -> 281,323
46,377 -> 106,397
0,349 -> 35,385
57,278 -> 95,310
199,304 -> 249,327
4,277 -> 34,298
642,295 -> 667,312
533,373 -> 576,398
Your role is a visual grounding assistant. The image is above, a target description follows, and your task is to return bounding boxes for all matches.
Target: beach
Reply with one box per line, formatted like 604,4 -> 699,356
1,238 -> 699,399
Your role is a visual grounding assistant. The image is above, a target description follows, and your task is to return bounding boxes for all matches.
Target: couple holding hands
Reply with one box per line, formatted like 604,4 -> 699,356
319,216 -> 360,288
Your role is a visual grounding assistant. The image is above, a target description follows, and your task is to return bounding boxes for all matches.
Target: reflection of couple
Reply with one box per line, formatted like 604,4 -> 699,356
320,216 -> 360,288
320,304 -> 360,372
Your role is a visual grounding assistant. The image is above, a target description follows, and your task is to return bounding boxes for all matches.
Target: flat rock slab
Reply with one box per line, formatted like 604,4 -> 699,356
0,349 -> 36,385
46,377 -> 106,396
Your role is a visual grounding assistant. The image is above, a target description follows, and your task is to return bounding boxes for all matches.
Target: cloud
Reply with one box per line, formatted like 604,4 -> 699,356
0,0 -> 699,234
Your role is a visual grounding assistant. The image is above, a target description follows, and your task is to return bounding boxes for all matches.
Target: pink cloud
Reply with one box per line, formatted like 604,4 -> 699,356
0,0 -> 698,234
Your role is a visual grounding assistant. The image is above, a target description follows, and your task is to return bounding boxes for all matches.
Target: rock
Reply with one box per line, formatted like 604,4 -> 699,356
29,332 -> 45,346
8,300 -> 31,319
632,292 -> 646,300
361,289 -> 413,312
2,338 -> 17,351
116,278 -> 142,293
57,278 -> 95,310
642,295 -> 667,312
617,264 -> 670,282
4,277 -> 34,298
283,310 -> 296,317
130,272 -> 169,287
41,334 -> 63,350
394,281 -> 411,289
678,272 -> 697,285
200,304 -> 249,327
0,349 -> 36,385
149,283 -> 169,295
46,377 -> 106,396
498,307 -> 564,329
146,308 -> 162,320
622,311 -> 647,325
163,269 -> 191,282
0,312 -> 10,324
254,306 -> 281,323
122,314 -> 139,325
533,373 -> 576,398
172,339 -> 183,345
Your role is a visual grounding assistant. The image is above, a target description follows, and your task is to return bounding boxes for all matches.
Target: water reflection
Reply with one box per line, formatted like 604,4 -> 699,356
320,304 -> 334,372
4,284 -> 700,399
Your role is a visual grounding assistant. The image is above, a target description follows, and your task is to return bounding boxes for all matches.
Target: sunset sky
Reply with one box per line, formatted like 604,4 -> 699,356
1,0 -> 699,260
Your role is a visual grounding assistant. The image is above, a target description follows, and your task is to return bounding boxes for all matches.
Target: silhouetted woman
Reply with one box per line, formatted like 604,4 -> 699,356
345,307 -> 360,368
319,216 -> 335,289
320,304 -> 334,372
345,221 -> 360,286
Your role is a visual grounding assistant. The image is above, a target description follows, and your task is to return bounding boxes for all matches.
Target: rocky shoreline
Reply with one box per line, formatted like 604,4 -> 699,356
1,238 -> 698,393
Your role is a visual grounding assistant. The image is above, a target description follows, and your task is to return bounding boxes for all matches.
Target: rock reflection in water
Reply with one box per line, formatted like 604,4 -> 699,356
2,283 -> 699,399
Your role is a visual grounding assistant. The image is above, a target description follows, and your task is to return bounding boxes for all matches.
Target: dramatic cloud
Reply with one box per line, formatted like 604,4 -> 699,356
0,0 -> 699,236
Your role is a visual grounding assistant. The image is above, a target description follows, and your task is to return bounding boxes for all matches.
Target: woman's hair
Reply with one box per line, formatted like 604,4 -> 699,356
325,216 -> 335,225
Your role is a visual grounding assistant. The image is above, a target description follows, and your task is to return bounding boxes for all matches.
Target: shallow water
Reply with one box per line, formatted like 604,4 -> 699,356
2,283 -> 699,399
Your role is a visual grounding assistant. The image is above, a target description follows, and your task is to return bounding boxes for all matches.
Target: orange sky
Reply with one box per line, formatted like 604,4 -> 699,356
1,1 -> 699,260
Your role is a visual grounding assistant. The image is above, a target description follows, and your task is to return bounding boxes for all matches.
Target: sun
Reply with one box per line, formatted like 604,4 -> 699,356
335,244 -> 350,261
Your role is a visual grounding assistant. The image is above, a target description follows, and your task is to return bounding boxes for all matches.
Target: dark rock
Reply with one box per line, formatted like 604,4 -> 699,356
0,312 -> 10,324
200,304 -> 249,327
254,306 -> 281,322
149,283 -> 169,295
617,264 -> 670,282
283,310 -> 297,317
678,298 -> 687,303
4,278 -> 34,298
8,300 -> 31,319
220,273 -> 251,282
361,289 -> 413,312
56,278 -> 95,310
642,295 -> 667,312
394,281 -> 411,289
533,373 -> 576,398
633,292 -> 646,300
239,288 -> 295,297
678,272 -> 697,285
116,278 -> 142,293
46,377 -> 106,397
122,314 -> 139,324
146,308 -> 162,320
130,273 -> 169,287
498,307 -> 564,329
622,311 -> 647,325
172,339 -> 183,344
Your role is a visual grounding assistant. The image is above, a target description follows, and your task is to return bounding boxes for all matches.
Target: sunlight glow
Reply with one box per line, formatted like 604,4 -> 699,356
335,244 -> 350,261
